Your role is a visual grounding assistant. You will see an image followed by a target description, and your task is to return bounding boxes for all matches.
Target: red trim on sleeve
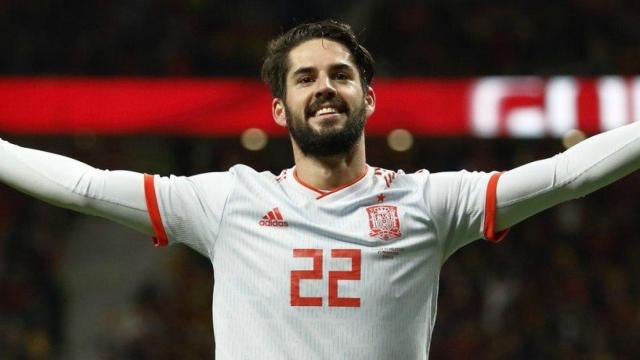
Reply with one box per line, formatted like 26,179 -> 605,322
483,172 -> 509,243
143,174 -> 169,247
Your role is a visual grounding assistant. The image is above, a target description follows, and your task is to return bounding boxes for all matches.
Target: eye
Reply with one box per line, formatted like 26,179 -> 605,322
298,76 -> 314,84
335,72 -> 350,80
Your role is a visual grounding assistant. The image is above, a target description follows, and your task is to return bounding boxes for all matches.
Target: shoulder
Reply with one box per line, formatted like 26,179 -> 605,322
370,166 -> 490,192
176,164 -> 283,203
423,170 -> 494,201
370,166 -> 432,187
228,164 -> 281,182
189,164 -> 278,181
176,165 -> 277,194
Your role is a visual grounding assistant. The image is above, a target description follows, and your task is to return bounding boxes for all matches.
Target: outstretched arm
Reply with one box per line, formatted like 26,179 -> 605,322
495,121 -> 640,232
0,139 -> 153,235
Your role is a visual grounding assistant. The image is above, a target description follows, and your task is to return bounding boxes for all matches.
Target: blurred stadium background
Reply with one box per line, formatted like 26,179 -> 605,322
2,1 -> 640,359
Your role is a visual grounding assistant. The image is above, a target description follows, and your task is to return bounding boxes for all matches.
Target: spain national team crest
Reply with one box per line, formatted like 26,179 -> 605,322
366,205 -> 402,241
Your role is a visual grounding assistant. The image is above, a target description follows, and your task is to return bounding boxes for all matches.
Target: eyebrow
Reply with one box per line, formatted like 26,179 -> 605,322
291,66 -> 315,78
290,63 -> 355,78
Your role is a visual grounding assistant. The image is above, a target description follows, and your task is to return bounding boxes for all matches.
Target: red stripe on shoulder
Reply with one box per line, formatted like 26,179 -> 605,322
143,174 -> 169,247
483,172 -> 509,243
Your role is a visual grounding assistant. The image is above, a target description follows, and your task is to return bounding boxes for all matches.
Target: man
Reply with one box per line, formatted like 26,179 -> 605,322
1,20 -> 640,359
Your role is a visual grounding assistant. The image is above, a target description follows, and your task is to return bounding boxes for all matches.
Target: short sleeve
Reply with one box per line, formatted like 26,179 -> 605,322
144,171 -> 235,257
424,170 -> 507,262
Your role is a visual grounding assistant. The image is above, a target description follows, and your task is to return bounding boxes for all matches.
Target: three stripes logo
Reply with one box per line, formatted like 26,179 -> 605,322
259,207 -> 289,227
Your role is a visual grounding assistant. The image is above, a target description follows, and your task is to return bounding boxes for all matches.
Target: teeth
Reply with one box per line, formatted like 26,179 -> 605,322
315,107 -> 337,116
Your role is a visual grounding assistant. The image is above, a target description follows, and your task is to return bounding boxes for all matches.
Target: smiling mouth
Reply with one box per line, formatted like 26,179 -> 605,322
312,107 -> 344,119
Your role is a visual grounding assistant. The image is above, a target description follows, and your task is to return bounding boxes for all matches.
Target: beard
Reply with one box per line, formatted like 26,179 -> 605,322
285,95 -> 367,158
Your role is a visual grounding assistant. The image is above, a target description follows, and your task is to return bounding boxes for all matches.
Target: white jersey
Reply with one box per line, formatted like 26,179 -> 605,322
145,164 -> 505,359
1,119 -> 639,359
2,120 -> 639,358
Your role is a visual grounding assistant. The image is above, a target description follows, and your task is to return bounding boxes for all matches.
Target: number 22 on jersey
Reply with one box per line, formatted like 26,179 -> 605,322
290,249 -> 361,307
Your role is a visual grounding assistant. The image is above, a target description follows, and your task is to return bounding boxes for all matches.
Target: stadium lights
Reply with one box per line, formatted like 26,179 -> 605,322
387,129 -> 413,152
241,128 -> 268,151
562,129 -> 587,149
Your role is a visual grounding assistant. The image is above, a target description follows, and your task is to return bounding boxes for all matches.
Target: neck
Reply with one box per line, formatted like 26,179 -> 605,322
291,136 -> 367,191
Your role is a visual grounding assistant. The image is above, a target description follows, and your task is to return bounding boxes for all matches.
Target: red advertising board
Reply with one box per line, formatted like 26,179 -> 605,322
0,77 -> 637,137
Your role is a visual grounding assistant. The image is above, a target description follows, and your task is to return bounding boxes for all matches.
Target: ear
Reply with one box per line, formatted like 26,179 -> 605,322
364,86 -> 376,118
272,98 -> 288,127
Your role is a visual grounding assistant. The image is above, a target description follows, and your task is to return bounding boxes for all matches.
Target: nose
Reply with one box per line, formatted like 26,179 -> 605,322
314,74 -> 336,100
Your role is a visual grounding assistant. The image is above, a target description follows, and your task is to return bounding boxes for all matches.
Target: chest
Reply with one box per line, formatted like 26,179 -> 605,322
221,183 -> 435,245
214,185 -> 440,283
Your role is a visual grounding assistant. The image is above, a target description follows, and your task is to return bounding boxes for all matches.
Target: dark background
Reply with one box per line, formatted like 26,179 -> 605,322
2,1 -> 640,359
3,0 -> 640,77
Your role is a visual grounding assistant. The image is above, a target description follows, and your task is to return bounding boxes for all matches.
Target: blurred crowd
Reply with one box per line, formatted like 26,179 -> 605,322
2,0 -> 640,76
0,186 -> 66,358
2,0 -> 640,359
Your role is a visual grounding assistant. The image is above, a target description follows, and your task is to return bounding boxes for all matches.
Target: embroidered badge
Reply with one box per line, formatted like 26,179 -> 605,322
366,205 -> 402,241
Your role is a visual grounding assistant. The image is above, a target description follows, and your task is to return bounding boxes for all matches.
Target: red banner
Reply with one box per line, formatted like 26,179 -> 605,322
0,77 -> 638,137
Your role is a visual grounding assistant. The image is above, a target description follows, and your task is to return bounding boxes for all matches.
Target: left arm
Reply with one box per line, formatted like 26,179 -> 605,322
495,121 -> 640,231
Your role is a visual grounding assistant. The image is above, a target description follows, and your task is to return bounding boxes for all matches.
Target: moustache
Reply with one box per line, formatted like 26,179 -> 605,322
305,96 -> 350,119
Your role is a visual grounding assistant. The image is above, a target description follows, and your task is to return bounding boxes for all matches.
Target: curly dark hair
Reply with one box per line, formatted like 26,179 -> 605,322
261,19 -> 375,99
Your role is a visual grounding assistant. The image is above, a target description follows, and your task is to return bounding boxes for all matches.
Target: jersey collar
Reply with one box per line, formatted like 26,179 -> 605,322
288,165 -> 371,200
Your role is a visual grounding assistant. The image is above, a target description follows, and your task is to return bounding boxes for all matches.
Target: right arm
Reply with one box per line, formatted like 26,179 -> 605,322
0,139 -> 153,235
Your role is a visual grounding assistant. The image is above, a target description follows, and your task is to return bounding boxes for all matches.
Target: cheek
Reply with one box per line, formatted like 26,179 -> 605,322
342,85 -> 364,102
287,94 -> 310,113
286,101 -> 303,116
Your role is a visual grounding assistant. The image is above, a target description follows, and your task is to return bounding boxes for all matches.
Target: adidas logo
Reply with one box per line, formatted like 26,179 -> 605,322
259,207 -> 289,227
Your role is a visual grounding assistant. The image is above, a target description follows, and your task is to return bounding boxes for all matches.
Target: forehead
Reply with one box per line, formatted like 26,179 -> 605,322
287,38 -> 356,74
